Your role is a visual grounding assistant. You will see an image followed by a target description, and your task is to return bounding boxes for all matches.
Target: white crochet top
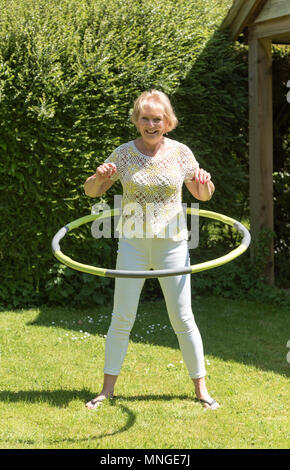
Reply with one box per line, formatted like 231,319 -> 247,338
105,140 -> 199,240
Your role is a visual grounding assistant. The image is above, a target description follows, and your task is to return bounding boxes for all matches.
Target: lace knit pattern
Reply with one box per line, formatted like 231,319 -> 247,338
104,140 -> 199,240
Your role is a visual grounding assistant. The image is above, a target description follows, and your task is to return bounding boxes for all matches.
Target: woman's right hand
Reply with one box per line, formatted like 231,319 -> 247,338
96,162 -> 117,181
84,162 -> 117,197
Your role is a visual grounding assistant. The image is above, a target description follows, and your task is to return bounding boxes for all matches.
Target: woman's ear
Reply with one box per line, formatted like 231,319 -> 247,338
134,116 -> 140,133
164,118 -> 170,134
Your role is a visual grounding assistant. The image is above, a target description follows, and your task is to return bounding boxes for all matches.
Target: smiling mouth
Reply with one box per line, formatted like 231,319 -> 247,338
145,130 -> 158,135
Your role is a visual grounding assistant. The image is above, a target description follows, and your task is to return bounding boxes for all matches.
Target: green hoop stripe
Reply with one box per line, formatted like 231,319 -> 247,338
51,208 -> 251,278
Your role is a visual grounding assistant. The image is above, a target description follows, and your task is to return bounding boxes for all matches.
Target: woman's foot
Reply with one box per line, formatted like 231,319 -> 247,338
193,377 -> 220,410
86,374 -> 118,410
195,395 -> 220,410
85,392 -> 114,410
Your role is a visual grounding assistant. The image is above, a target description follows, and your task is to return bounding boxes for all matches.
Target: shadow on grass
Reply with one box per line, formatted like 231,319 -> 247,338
0,389 -> 135,443
0,390 -> 193,444
0,389 -> 90,408
0,388 -> 190,407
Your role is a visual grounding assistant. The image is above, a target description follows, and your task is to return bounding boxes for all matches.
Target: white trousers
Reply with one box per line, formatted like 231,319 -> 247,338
104,237 -> 207,379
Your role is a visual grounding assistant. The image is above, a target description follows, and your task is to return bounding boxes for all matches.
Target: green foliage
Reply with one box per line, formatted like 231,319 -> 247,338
0,0 -> 288,308
45,264 -> 112,306
192,255 -> 290,308
173,39 -> 249,215
190,223 -> 290,308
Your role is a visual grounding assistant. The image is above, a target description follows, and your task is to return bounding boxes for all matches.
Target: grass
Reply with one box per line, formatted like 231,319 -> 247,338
0,296 -> 289,449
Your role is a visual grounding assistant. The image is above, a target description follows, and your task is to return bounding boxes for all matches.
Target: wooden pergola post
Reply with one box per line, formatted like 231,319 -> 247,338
221,0 -> 290,286
248,34 -> 274,284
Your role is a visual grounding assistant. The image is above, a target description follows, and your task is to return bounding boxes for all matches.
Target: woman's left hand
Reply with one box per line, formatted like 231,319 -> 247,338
185,167 -> 215,201
192,168 -> 211,185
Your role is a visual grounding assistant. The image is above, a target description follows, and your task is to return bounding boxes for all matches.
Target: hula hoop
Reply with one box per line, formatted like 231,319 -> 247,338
51,208 -> 251,278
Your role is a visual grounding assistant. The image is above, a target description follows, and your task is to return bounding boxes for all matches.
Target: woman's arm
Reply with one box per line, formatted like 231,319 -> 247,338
84,162 -> 117,198
185,168 -> 215,201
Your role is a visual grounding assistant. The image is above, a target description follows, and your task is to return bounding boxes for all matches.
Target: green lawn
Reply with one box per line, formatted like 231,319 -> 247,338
0,296 -> 289,449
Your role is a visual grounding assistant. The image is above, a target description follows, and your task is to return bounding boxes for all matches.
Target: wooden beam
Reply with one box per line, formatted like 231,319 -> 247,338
254,0 -> 290,23
222,0 -> 267,41
248,33 -> 274,284
250,14 -> 290,40
271,34 -> 290,45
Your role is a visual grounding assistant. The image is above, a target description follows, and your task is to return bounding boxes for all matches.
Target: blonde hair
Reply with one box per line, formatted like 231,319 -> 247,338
130,89 -> 178,132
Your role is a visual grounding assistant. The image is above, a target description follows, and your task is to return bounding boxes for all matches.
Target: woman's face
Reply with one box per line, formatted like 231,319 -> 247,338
136,104 -> 168,144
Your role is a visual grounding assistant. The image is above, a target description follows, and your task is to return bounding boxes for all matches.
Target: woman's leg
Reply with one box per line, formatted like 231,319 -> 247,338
86,238 -> 147,409
103,275 -> 145,376
154,239 -> 219,409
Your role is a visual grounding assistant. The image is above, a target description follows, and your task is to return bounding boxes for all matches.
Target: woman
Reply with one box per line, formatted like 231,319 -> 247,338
84,89 -> 219,410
